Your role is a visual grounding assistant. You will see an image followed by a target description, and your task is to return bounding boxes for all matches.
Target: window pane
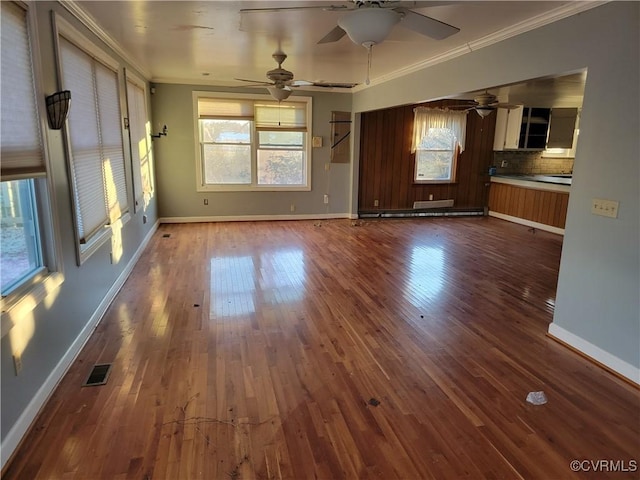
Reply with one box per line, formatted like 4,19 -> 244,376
419,128 -> 454,149
1,180 -> 42,293
201,119 -> 250,144
415,150 -> 453,181
258,131 -> 303,149
257,150 -> 305,185
203,144 -> 251,184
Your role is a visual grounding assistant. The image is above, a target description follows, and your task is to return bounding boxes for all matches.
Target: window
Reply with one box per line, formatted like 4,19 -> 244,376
195,93 -> 311,191
125,73 -> 154,211
1,2 -> 62,326
411,108 -> 467,183
57,24 -> 130,263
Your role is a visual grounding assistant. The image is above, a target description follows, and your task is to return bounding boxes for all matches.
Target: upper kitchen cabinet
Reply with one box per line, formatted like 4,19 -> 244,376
546,108 -> 578,149
519,107 -> 550,149
494,106 -> 578,152
494,106 -> 550,150
493,106 -> 523,150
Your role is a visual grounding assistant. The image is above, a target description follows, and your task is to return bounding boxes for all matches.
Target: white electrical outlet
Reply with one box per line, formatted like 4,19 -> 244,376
323,194 -> 329,204
374,199 -> 379,207
591,198 -> 619,218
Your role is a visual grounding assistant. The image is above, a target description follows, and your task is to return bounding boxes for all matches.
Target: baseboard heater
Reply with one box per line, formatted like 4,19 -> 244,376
413,199 -> 454,209
359,207 -> 484,219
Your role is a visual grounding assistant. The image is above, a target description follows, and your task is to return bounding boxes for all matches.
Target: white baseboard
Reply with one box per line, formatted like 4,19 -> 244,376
0,220 -> 159,469
548,323 -> 640,385
159,213 -> 353,223
489,211 -> 565,235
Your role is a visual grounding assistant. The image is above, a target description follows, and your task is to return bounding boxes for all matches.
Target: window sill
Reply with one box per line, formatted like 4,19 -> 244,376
413,180 -> 458,185
1,271 -> 65,338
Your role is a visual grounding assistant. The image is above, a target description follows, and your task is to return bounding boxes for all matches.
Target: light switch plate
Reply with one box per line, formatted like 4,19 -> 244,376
591,198 -> 619,218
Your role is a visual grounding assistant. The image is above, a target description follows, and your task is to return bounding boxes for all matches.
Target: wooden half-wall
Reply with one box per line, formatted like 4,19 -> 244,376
358,100 -> 497,212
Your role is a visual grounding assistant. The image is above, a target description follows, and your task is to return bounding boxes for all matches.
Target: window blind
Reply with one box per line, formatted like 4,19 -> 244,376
255,102 -> 307,130
60,38 -> 107,242
1,2 -> 45,179
60,37 -> 129,243
198,98 -> 254,118
95,62 -> 128,222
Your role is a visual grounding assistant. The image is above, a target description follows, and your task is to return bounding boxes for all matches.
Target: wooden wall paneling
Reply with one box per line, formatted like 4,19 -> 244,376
390,107 -> 404,209
488,183 -> 570,228
398,106 -> 414,207
357,100 -> 496,212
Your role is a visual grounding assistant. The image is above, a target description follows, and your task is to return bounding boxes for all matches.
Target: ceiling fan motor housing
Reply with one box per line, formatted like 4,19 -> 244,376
267,67 -> 294,83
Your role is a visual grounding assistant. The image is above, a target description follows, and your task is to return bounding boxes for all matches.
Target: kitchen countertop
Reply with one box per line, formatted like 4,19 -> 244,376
490,174 -> 571,193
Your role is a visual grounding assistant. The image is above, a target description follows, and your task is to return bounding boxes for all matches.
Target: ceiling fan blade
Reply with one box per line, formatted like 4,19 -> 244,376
313,82 -> 358,88
240,4 -> 348,14
290,80 -> 315,87
394,7 -> 460,40
234,78 -> 273,86
317,25 -> 347,44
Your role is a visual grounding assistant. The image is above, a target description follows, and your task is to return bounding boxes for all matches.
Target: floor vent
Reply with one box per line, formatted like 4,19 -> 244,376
162,233 -> 171,238
83,363 -> 112,387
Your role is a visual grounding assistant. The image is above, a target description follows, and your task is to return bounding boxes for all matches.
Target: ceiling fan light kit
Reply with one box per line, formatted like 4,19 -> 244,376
337,7 -> 399,46
267,86 -> 292,101
475,106 -> 495,118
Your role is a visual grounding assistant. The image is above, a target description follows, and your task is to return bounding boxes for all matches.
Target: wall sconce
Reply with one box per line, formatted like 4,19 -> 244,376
152,125 -> 167,139
45,90 -> 71,130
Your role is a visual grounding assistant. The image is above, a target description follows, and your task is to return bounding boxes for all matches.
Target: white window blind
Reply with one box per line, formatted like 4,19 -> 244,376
95,63 -> 128,222
60,37 -> 128,243
198,98 -> 254,119
1,1 -> 44,179
126,79 -> 153,208
255,102 -> 307,130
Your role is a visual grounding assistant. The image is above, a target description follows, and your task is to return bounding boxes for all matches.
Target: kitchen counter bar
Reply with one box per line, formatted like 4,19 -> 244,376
490,175 -> 571,193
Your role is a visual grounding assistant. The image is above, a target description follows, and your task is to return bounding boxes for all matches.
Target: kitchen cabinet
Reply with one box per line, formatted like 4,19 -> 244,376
493,106 -> 523,150
494,106 -> 578,152
519,107 -> 550,149
546,108 -> 578,148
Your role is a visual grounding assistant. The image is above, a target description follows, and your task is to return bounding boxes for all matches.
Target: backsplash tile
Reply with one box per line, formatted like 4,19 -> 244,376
493,151 -> 574,175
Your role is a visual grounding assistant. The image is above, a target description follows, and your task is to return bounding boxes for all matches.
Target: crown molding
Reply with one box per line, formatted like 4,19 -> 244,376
356,1 -> 608,91
57,0 -> 151,80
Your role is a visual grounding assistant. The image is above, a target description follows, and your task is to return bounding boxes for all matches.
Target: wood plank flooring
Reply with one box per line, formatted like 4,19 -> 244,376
4,217 -> 639,479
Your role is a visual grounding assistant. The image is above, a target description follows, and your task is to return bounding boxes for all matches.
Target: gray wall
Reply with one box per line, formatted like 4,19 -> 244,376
353,2 -> 639,374
151,84 -> 352,219
1,1 -> 158,462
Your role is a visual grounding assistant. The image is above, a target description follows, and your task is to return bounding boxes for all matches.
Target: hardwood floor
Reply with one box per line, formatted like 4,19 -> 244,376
4,217 -> 639,479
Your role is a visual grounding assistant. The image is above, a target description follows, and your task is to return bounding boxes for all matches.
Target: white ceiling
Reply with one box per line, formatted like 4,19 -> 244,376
72,0 -> 592,103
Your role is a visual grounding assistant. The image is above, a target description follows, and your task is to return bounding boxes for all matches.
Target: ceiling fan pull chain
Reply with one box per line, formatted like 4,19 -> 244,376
365,42 -> 373,85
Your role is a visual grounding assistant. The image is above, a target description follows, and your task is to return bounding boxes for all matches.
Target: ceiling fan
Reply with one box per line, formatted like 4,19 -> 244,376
234,51 -> 358,101
240,1 -> 460,47
450,91 -> 522,118
240,1 -> 459,85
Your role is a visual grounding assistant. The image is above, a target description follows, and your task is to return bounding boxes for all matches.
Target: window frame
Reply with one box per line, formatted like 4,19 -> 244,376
1,2 -> 64,337
124,69 -> 155,212
411,108 -> 467,185
193,92 -> 312,192
413,137 -> 460,184
53,13 -> 131,265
